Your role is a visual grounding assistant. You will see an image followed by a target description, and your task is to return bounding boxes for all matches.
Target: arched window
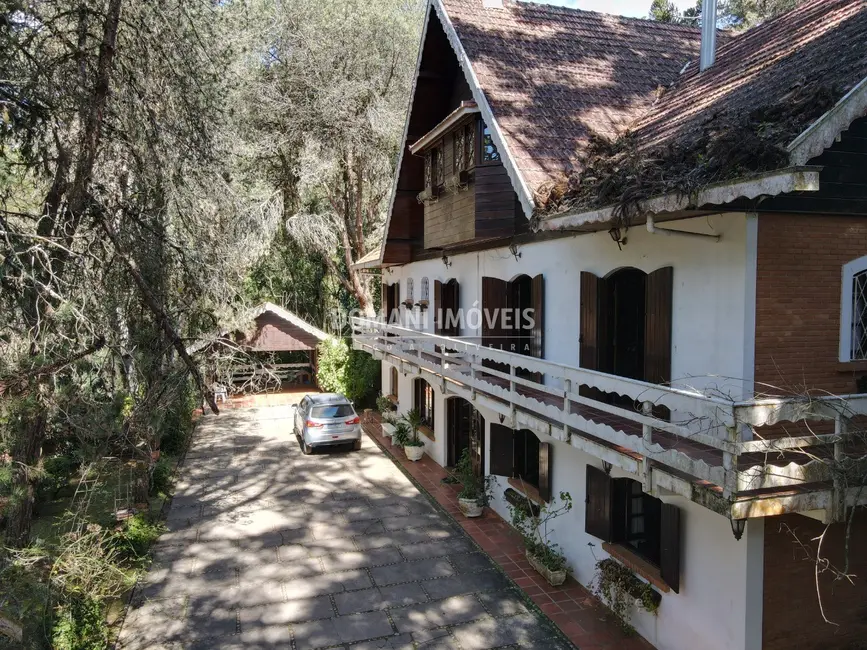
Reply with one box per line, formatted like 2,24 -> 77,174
390,366 -> 399,400
413,378 -> 435,429
405,277 -> 414,306
841,256 -> 867,361
420,277 -> 430,305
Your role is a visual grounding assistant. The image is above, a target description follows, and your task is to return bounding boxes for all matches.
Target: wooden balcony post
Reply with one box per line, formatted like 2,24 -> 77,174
509,363 -> 517,426
470,352 -> 477,400
564,379 -> 572,443
642,400 -> 653,490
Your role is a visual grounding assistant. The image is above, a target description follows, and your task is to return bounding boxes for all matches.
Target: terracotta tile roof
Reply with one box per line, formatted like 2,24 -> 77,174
632,0 -> 867,153
440,0 -> 703,192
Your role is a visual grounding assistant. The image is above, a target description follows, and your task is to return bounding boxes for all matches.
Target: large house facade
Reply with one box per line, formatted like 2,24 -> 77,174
352,2 -> 867,649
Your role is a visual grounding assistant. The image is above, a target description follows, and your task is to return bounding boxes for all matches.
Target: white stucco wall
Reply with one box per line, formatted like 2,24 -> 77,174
374,213 -> 762,650
382,212 -> 751,398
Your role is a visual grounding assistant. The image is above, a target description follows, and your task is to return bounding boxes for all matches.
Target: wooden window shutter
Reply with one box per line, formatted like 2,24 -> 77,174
531,274 -> 544,359
434,280 -> 443,335
381,283 -> 388,314
584,464 -> 613,541
580,272 -> 603,369
538,442 -> 552,502
660,503 -> 681,593
482,277 -> 509,349
488,424 -> 514,476
448,280 -> 460,336
644,266 -> 673,385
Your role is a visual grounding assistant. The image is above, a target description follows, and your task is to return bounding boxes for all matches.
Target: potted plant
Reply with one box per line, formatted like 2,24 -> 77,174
391,420 -> 411,449
376,394 -> 396,439
507,487 -> 573,586
453,449 -> 491,517
402,409 -> 426,461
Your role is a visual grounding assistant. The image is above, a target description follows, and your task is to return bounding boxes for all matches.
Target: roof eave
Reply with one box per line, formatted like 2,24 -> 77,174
538,166 -> 822,232
788,75 -> 867,166
408,101 -> 479,154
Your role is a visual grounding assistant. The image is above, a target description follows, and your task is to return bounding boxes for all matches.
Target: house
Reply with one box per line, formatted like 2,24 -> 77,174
351,1 -> 867,649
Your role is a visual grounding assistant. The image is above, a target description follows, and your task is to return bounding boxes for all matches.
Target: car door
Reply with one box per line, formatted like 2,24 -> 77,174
296,397 -> 309,433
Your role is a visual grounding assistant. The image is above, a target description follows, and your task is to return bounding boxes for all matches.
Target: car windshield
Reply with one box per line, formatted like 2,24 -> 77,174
311,404 -> 354,419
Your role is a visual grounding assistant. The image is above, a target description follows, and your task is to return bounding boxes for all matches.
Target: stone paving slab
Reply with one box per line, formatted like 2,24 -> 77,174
118,401 -> 568,649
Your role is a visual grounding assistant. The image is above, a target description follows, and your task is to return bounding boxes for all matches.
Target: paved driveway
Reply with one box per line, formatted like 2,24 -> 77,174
118,405 -> 569,650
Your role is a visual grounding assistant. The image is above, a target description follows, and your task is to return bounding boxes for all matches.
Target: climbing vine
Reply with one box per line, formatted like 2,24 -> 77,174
591,558 -> 660,634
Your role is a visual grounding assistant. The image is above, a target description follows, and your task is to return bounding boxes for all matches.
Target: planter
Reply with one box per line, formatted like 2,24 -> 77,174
381,422 -> 396,439
527,550 -> 567,587
404,444 -> 425,461
458,497 -> 484,518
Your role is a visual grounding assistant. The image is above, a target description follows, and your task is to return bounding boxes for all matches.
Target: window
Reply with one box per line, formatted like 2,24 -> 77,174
390,366 -> 399,400
585,465 -> 681,592
423,150 -> 433,191
488,425 -> 553,501
479,121 -> 500,164
433,144 -> 445,187
420,277 -> 430,305
453,123 -> 475,174
841,255 -> 867,361
414,378 -> 435,429
311,404 -> 355,418
406,277 -> 414,305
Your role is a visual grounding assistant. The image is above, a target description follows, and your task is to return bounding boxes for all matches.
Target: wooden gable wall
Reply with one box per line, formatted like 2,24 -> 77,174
248,313 -> 320,352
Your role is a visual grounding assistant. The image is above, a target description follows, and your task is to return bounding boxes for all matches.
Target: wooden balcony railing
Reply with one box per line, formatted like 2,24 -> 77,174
352,317 -> 867,521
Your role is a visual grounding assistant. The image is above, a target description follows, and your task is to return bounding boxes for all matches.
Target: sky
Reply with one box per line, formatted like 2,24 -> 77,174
533,0 -> 696,18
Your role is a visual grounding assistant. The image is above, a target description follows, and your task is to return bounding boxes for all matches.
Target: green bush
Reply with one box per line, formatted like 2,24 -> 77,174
315,338 -> 380,405
51,597 -> 108,650
150,457 -> 172,497
112,514 -> 165,564
37,454 -> 78,502
159,380 -> 197,456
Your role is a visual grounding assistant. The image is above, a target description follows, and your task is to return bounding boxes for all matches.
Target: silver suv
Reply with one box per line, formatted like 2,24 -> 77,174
294,393 -> 362,455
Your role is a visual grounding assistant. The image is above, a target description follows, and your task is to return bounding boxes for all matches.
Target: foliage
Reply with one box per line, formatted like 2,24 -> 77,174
401,409 -> 425,447
453,449 -> 492,506
158,380 -> 197,457
376,394 -> 395,414
649,0 -> 806,28
315,338 -> 381,405
391,420 -> 411,447
111,514 -> 165,565
235,0 -> 425,313
36,454 -> 78,503
51,596 -> 108,650
507,489 -> 573,573
150,457 -> 173,498
591,558 -> 659,634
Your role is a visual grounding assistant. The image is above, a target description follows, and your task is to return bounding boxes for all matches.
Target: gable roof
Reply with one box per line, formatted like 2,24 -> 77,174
633,0 -> 867,156
440,0 -> 704,198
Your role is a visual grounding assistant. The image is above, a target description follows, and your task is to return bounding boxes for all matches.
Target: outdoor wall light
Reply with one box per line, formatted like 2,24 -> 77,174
508,242 -> 521,261
601,460 -> 613,475
730,518 -> 746,540
441,254 -> 452,269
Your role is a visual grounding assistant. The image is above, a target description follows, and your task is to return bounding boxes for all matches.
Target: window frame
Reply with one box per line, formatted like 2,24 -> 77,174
476,120 -> 501,166
414,378 -> 435,429
390,366 -> 399,401
513,429 -> 541,489
840,255 -> 867,362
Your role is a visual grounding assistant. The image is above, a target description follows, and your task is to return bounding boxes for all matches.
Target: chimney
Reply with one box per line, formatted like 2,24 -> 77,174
482,0 -> 504,8
700,0 -> 718,71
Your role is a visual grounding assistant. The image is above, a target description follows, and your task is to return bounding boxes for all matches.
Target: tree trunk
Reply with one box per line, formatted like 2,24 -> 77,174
5,410 -> 46,547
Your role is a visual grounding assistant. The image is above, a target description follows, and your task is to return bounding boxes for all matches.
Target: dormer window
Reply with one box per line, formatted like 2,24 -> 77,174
479,122 -> 500,164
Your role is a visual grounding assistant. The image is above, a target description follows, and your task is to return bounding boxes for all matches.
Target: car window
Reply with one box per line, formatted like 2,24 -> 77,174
310,404 -> 354,419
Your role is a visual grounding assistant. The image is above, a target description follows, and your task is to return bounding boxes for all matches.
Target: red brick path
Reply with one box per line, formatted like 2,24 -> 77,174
362,413 -> 653,650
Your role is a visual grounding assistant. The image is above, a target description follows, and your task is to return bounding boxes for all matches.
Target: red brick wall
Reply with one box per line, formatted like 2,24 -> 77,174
755,214 -> 867,396
763,512 -> 867,650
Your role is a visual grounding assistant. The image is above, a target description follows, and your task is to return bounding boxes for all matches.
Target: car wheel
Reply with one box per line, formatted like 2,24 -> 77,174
302,439 -> 313,455
352,439 -> 362,451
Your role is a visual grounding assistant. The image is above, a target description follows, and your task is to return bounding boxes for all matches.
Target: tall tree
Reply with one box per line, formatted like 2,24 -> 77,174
236,0 -> 423,315
649,0 -> 806,28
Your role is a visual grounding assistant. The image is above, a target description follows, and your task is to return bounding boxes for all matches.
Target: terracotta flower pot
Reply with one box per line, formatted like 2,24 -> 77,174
527,550 -> 567,586
458,497 -> 484,518
404,444 -> 424,461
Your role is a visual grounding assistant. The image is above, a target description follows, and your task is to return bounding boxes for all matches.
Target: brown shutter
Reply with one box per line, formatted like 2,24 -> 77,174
580,272 -> 603,369
644,266 -> 673,385
381,283 -> 388,314
660,503 -> 681,593
434,280 -> 443,335
531,274 -> 544,359
449,280 -> 461,336
585,464 -> 613,541
538,442 -> 552,502
482,277 -> 509,350
488,424 -> 514,476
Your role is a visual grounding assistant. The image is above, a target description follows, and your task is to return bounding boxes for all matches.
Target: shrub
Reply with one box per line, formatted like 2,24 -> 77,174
112,514 -> 165,564
316,338 -> 380,405
37,454 -> 78,502
159,380 -> 197,456
51,597 -> 108,650
391,421 -> 411,446
150,457 -> 172,497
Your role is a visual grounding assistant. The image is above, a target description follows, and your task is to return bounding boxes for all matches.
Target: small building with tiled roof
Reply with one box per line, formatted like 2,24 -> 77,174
356,2 -> 867,650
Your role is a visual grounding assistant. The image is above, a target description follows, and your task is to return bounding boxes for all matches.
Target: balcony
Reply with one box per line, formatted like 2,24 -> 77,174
352,317 -> 867,522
